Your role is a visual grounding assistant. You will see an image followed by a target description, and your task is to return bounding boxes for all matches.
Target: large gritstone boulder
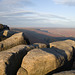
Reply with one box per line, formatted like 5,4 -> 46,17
17,46 -> 73,75
50,40 -> 75,61
53,70 -> 75,75
72,61 -> 75,69
0,32 -> 29,51
0,45 -> 28,75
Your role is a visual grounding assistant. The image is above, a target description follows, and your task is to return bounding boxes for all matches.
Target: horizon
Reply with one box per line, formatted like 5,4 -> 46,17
0,0 -> 75,28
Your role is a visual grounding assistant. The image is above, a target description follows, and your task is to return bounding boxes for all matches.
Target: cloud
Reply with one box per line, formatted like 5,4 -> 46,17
0,9 -> 72,27
0,0 -> 33,11
0,0 -> 73,27
0,10 -> 69,21
53,0 -> 75,6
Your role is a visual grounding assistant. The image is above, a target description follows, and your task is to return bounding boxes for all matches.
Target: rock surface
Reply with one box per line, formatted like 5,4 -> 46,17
0,45 -> 27,75
0,30 -> 19,41
72,61 -> 75,69
17,67 -> 28,75
33,43 -> 47,48
50,40 -> 75,61
3,30 -> 19,37
17,46 -> 73,75
0,28 -> 75,75
53,70 -> 75,75
50,40 -> 75,48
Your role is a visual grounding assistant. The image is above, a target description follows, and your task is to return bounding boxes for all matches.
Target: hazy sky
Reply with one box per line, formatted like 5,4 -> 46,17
0,0 -> 75,28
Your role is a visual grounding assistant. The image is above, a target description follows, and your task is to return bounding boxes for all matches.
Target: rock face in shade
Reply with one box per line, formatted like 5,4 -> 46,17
0,45 -> 27,75
33,43 -> 47,48
0,24 -> 9,32
53,70 -> 75,75
0,32 -> 28,51
17,46 -> 73,75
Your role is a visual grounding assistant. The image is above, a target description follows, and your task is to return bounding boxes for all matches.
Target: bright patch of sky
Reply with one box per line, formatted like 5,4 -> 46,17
0,0 -> 75,28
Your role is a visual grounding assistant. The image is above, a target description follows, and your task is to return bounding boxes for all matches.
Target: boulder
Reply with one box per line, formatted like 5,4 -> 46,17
0,45 -> 28,75
50,40 -> 75,61
17,47 -> 73,75
0,32 -> 28,51
33,43 -> 47,48
53,70 -> 75,75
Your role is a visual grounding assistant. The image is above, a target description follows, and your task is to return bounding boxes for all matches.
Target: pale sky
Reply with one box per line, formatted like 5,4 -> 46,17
0,0 -> 75,28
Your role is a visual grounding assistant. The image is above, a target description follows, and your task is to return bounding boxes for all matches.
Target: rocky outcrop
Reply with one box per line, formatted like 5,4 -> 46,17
0,32 -> 28,51
53,70 -> 75,75
0,26 -> 75,75
17,45 -> 73,75
0,45 -> 28,75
